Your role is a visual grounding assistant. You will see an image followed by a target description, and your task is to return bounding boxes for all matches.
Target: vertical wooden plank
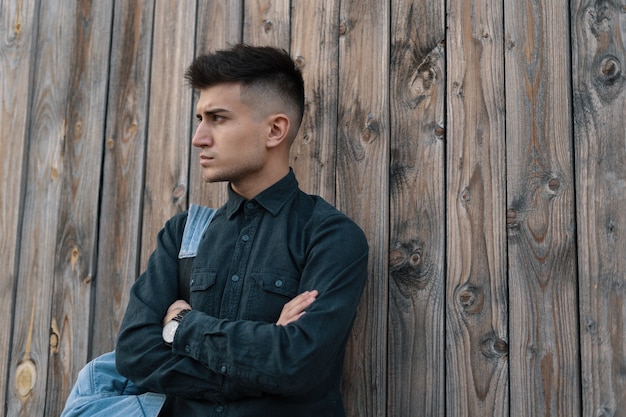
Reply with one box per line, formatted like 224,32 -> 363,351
290,2 -> 339,200
0,0 -> 37,415
446,0 -> 508,415
388,0 -> 445,415
189,0 -> 243,208
45,1 -> 114,414
6,0 -> 113,415
91,0 -> 155,358
140,0 -> 197,269
504,0 -> 580,415
337,1 -> 389,416
243,0 -> 290,48
7,2 -> 78,415
572,0 -> 626,415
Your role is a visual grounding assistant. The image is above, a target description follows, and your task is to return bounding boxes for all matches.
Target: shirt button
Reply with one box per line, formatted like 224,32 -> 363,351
190,278 -> 195,285
216,405 -> 224,413
242,234 -> 250,242
246,202 -> 255,209
231,275 -> 239,282
220,365 -> 227,373
275,279 -> 283,287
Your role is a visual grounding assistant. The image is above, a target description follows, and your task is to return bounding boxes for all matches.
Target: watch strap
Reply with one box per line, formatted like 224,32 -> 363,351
172,309 -> 191,323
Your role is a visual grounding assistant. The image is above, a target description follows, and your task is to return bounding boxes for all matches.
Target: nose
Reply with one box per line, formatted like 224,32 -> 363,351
192,123 -> 212,148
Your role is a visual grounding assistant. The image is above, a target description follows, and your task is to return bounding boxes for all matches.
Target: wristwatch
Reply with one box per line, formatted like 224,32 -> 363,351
162,309 -> 191,345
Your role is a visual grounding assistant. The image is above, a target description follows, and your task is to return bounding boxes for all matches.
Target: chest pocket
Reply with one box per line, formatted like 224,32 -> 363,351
245,271 -> 300,321
189,269 -> 221,314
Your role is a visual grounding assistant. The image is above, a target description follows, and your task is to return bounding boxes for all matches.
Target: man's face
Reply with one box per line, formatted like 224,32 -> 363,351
192,83 -> 268,187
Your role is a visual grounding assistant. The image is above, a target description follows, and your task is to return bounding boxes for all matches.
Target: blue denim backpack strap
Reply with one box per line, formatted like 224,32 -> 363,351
179,204 -> 217,258
177,205 -> 216,302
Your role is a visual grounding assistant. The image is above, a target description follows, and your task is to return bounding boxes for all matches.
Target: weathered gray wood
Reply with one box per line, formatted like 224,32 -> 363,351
6,1 -> 110,415
0,1 -> 37,415
189,0 -> 243,208
504,0 -> 580,415
289,1 -> 339,200
388,0 -> 445,415
6,1 -> 78,414
139,0 -> 197,270
243,0 -> 290,48
446,0 -> 508,415
572,0 -> 626,415
336,1 -> 390,416
44,2 -> 114,414
91,0 -> 155,358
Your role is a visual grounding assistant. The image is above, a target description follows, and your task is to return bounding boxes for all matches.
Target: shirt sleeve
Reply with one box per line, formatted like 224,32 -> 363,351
114,213 -> 262,401
171,213 -> 369,397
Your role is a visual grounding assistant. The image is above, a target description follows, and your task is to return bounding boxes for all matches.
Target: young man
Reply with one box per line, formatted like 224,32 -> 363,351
114,44 -> 369,416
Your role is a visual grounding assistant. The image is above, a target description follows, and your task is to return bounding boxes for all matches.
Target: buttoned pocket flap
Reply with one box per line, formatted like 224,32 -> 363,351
190,269 -> 217,291
251,272 -> 299,298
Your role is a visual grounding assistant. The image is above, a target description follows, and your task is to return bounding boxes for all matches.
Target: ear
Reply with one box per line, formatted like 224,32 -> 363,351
266,113 -> 291,149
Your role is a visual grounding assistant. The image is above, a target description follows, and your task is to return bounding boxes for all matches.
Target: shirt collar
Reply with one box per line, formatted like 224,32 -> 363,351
226,169 -> 298,219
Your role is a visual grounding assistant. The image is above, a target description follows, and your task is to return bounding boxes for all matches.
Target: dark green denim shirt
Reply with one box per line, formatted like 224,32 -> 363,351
116,171 -> 369,417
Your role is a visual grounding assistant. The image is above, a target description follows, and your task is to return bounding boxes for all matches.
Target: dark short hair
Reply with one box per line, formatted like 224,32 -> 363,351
185,44 -> 305,127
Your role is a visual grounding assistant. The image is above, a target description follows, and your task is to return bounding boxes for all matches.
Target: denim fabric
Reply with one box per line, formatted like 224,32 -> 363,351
61,351 -> 165,417
179,205 -> 216,259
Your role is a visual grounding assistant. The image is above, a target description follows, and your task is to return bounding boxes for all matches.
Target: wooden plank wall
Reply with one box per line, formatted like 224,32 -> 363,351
1,1 -> 625,416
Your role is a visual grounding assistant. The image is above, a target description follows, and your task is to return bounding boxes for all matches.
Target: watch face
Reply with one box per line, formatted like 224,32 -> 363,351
162,320 -> 179,344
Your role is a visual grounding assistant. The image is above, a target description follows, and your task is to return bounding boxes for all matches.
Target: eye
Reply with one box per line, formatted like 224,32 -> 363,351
195,115 -> 202,123
212,114 -> 224,122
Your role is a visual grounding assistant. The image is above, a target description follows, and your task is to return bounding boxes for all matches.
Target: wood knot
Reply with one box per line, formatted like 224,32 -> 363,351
460,187 -> 471,204
389,242 -> 430,290
339,18 -> 347,36
262,20 -> 273,33
480,334 -> 508,359
172,183 -> 186,202
598,55 -> 621,84
457,284 -> 484,314
295,56 -> 305,69
16,359 -> 37,399
434,126 -> 445,138
547,177 -> 560,192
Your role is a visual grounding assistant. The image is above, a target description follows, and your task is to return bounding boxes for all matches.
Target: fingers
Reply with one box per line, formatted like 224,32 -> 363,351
276,290 -> 318,326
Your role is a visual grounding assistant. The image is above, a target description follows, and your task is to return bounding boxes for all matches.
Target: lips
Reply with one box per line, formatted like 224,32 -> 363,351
199,155 -> 213,166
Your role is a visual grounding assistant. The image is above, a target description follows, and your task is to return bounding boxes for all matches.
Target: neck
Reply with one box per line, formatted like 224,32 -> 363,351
231,165 -> 290,200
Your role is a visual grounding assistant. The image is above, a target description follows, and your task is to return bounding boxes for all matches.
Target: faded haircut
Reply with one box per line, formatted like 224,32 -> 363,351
185,44 -> 305,130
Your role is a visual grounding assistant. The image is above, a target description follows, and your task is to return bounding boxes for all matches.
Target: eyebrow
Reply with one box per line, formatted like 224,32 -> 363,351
196,108 -> 229,117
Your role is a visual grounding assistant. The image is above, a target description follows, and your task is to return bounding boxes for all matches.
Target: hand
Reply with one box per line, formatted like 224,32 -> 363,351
163,299 -> 192,326
276,290 -> 318,326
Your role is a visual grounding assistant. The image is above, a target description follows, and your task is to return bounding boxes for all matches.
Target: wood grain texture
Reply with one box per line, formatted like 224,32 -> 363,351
289,1 -> 339,201
446,0 -> 508,415
243,0 -> 290,48
504,0 -> 580,415
189,0 -> 243,209
388,0 -> 445,415
44,2 -> 114,414
139,0 -> 197,270
7,1 -> 626,415
0,1 -> 37,415
91,0 -> 155,358
337,1 -> 390,416
6,1 -> 95,415
572,0 -> 626,415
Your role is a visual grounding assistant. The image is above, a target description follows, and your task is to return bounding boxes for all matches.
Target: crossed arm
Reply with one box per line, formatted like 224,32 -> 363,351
163,290 -> 319,327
